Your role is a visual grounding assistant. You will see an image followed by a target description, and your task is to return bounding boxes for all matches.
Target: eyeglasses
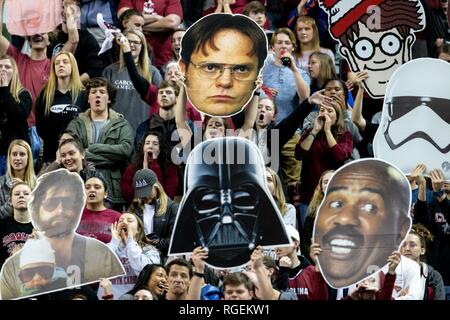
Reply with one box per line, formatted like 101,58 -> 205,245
189,61 -> 255,81
19,266 -> 54,283
352,33 -> 402,61
42,196 -> 76,211
128,39 -> 142,46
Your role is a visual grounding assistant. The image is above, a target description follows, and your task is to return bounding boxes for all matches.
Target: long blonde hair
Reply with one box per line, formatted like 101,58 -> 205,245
6,140 -> 36,189
266,167 -> 288,215
119,28 -> 152,83
295,16 -> 320,57
307,170 -> 335,218
0,55 -> 27,103
43,51 -> 84,116
129,181 -> 169,217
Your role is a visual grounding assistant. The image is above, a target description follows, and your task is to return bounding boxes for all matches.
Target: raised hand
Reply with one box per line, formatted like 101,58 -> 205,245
410,163 -> 426,186
191,246 -> 208,273
110,221 -> 121,241
250,246 -> 265,270
430,168 -> 445,192
309,241 -> 322,272
0,72 -> 8,87
116,33 -> 130,53
279,256 -> 292,268
387,251 -> 401,275
308,89 -> 332,106
323,114 -> 332,133
312,115 -> 324,134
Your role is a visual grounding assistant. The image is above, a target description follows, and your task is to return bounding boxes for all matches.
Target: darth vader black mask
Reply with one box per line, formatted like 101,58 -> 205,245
169,137 -> 290,268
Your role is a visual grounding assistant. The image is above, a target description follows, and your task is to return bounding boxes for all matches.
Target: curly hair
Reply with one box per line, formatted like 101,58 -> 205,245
410,223 -> 433,249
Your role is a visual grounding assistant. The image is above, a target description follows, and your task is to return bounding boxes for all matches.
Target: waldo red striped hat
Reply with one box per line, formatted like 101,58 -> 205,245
320,0 -> 386,38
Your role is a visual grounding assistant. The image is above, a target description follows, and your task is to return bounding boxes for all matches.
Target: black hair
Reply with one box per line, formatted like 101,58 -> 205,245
84,77 -> 116,108
86,171 -> 109,193
118,8 -> 144,30
165,258 -> 193,279
127,263 -> 166,297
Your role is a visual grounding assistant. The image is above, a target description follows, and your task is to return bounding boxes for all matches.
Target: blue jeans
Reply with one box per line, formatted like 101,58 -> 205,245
298,203 -> 309,230
0,155 -> 6,176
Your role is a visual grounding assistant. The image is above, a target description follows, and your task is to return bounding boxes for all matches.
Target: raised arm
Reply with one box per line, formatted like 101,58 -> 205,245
61,2 -> 79,54
297,0 -> 308,16
186,247 -> 208,300
117,35 -> 154,102
299,116 -> 323,152
238,77 -> 263,139
0,0 -> 11,56
286,51 -> 310,101
350,72 -> 369,133
174,81 -> 193,148
251,246 -> 279,300
410,164 -> 427,202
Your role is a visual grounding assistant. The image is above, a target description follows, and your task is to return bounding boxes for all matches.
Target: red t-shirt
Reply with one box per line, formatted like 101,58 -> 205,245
118,0 -> 183,68
77,208 -> 122,244
7,44 -> 51,126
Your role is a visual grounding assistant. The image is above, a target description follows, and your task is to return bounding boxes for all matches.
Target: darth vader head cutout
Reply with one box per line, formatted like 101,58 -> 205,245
319,0 -> 425,99
169,137 -> 290,269
313,159 -> 411,289
373,58 -> 450,179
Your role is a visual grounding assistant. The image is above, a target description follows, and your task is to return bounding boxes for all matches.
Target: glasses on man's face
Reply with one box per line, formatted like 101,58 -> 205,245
19,266 -> 54,283
128,39 -> 142,46
352,33 -> 402,61
42,196 -> 76,211
189,61 -> 255,81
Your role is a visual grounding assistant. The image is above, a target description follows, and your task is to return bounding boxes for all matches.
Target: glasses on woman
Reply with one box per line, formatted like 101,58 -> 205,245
128,39 -> 142,46
189,61 -> 255,81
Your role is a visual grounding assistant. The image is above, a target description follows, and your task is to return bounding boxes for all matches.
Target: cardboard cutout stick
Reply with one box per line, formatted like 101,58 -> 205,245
4,0 -> 62,36
313,159 -> 411,289
373,58 -> 450,179
319,0 -> 425,99
0,169 -> 124,300
169,137 -> 291,269
178,13 -> 268,117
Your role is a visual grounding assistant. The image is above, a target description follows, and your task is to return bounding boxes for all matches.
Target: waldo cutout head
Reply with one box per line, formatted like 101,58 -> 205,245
179,13 -> 268,117
313,159 -> 411,289
373,58 -> 450,179
319,0 -> 425,99
169,137 -> 290,269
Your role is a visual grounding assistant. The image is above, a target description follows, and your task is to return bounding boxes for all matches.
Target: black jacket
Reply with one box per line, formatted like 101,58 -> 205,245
0,88 -> 31,155
134,199 -> 178,258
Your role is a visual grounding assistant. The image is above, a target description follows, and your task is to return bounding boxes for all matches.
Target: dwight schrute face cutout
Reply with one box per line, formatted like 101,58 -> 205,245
313,159 -> 412,289
0,169 -> 124,300
168,137 -> 291,269
319,0 -> 425,99
373,58 -> 450,179
179,13 -> 268,117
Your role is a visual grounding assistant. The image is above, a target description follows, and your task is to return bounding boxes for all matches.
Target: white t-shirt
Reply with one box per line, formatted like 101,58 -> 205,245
381,255 -> 424,300
143,204 -> 155,235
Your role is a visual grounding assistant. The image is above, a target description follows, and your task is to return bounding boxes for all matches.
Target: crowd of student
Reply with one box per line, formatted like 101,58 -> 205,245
0,0 -> 448,300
